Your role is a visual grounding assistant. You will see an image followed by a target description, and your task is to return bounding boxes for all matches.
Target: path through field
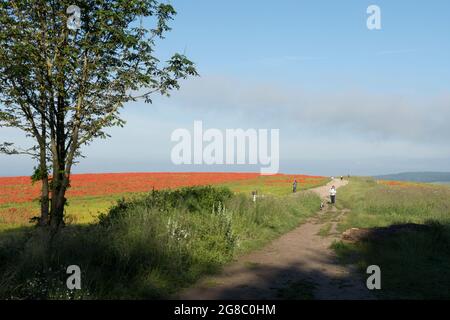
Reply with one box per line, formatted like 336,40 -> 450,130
177,179 -> 374,300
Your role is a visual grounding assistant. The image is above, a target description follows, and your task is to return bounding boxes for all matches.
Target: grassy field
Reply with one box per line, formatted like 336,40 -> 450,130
0,173 -> 328,299
2,174 -> 449,299
0,185 -> 321,299
221,174 -> 328,196
332,177 -> 450,299
0,193 -> 142,231
432,181 -> 450,186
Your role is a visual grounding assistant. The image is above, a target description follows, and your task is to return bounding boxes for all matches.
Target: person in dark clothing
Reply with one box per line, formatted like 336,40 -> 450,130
293,179 -> 297,193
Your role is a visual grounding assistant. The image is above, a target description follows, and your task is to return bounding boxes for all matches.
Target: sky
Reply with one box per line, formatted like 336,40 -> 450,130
1,0 -> 450,176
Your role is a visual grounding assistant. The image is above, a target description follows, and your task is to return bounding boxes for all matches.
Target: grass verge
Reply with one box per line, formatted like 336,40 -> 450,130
0,185 -> 320,299
332,177 -> 450,299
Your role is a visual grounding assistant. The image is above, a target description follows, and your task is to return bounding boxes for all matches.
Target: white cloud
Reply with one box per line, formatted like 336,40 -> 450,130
2,75 -> 449,176
168,75 -> 450,144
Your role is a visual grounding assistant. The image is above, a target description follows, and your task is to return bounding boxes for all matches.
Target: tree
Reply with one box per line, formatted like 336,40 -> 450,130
0,0 -> 198,230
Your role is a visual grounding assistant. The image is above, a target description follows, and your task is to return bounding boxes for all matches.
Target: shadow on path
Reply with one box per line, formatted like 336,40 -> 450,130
178,179 -> 375,300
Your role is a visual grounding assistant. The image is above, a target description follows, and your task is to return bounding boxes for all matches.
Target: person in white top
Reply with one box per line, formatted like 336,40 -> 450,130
329,185 -> 337,204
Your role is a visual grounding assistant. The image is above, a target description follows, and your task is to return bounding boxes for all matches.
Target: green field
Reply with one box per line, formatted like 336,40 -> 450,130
0,193 -> 142,232
221,175 -> 329,196
1,175 -> 449,299
333,177 -> 450,299
0,184 -> 322,299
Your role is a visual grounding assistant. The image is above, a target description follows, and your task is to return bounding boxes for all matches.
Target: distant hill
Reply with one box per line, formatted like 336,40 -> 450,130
374,172 -> 450,183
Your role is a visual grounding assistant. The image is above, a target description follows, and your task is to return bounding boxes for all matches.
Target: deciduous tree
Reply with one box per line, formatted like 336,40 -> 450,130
0,0 -> 198,230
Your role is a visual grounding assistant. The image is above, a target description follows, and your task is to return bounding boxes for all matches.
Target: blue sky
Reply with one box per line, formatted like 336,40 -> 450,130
161,0 -> 450,92
1,0 -> 450,176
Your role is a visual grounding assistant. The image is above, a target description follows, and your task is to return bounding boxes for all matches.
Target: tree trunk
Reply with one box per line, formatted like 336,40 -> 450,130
49,195 -> 66,229
49,171 -> 67,230
40,176 -> 50,226
39,145 -> 50,226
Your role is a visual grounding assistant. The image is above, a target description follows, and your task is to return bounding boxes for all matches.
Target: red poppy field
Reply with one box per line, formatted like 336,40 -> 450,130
0,172 -> 262,206
0,172 -> 328,229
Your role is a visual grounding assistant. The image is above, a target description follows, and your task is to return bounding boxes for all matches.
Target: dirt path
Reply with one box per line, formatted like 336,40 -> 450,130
177,179 -> 374,300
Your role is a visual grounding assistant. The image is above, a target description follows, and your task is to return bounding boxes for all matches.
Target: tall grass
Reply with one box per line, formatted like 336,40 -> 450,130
333,177 -> 450,299
0,185 -> 320,299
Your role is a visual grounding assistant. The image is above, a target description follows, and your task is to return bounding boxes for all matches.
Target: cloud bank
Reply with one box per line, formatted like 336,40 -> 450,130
168,75 -> 450,144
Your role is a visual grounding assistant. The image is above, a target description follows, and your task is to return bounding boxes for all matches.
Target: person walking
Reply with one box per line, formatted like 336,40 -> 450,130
293,179 -> 298,193
330,185 -> 337,204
